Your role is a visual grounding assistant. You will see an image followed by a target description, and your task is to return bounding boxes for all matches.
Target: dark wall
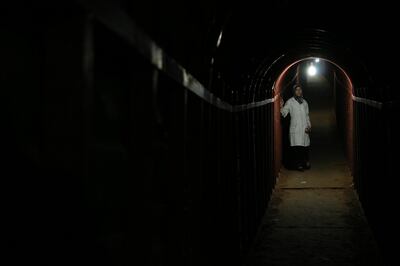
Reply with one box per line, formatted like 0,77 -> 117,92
3,1 -> 278,266
352,89 -> 399,263
3,3 -> 91,265
3,1 -> 400,266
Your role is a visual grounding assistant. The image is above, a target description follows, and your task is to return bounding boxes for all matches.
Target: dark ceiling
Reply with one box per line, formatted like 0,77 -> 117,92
215,0 -> 398,100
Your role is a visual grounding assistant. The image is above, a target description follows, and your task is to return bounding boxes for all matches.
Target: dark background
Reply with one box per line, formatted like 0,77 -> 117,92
2,1 -> 400,265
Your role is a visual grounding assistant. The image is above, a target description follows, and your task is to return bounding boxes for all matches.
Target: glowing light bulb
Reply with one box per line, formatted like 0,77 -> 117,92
307,65 -> 317,76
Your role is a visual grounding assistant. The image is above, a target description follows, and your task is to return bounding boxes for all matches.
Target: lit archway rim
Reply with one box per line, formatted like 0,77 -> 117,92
273,57 -> 353,96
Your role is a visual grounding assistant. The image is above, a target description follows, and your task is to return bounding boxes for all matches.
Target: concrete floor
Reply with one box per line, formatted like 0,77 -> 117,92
244,107 -> 384,265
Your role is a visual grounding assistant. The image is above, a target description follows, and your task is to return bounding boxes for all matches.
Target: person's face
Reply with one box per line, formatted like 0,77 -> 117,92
294,87 -> 303,97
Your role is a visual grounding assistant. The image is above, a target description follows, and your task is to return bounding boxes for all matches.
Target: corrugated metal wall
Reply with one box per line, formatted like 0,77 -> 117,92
1,3 -> 279,265
4,1 -> 400,266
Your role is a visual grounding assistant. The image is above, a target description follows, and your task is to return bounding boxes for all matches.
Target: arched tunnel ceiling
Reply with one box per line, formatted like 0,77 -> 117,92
91,0 -> 400,102
214,0 -> 399,99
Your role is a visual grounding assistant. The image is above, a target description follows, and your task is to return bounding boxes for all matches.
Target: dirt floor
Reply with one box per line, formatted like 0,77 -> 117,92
244,106 -> 384,265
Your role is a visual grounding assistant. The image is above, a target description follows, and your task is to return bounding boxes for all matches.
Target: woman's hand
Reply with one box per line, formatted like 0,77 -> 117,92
280,98 -> 284,108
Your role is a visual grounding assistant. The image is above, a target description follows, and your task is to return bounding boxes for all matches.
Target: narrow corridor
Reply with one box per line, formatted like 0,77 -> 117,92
3,1 -> 400,266
246,109 -> 382,265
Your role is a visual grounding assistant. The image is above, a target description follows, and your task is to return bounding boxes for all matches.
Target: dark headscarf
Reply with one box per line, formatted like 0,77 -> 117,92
293,84 -> 304,104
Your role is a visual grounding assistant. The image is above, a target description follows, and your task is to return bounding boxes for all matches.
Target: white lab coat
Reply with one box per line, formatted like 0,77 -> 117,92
280,97 -> 311,147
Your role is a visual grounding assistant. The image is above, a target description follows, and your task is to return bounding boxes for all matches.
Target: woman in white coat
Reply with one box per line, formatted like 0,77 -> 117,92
280,84 -> 312,171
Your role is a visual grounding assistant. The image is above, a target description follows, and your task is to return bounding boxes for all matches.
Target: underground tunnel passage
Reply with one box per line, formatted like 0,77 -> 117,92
2,1 -> 400,266
245,57 -> 379,265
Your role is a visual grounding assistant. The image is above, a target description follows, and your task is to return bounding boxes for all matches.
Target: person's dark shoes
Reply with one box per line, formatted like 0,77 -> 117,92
304,162 -> 311,170
297,165 -> 304,172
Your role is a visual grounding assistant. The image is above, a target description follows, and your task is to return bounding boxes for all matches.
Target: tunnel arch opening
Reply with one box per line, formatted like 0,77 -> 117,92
271,57 -> 355,180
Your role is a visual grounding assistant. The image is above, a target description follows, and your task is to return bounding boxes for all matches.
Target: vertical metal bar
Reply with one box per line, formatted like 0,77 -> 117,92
182,88 -> 191,265
252,106 -> 258,223
234,89 -> 243,255
82,14 -> 94,183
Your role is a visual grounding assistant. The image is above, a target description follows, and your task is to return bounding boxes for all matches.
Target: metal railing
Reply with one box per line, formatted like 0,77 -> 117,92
77,1 -> 397,265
